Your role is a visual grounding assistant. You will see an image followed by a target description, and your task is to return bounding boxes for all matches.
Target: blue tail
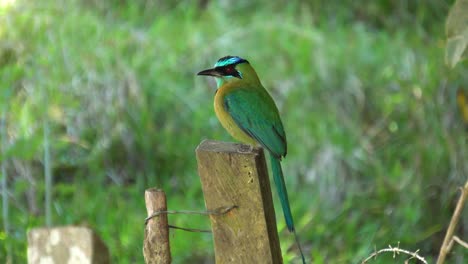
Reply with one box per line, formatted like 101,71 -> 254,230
270,155 -> 306,264
270,155 -> 294,232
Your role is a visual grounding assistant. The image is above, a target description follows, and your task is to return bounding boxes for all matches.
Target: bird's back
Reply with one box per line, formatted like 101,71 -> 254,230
215,81 -> 287,158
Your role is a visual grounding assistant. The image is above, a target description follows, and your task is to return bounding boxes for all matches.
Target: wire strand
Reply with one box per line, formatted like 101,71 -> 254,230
168,225 -> 212,233
144,205 -> 237,225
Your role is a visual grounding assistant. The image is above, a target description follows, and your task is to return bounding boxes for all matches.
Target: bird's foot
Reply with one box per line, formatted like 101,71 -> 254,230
237,144 -> 254,153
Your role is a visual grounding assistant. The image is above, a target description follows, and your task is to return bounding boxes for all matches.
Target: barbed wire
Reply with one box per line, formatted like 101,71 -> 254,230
361,242 -> 427,264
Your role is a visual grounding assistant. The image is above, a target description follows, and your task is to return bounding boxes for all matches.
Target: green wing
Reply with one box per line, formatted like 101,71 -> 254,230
224,88 -> 287,158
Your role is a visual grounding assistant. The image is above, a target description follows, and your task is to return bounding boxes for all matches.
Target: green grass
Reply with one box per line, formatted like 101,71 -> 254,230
1,0 -> 467,263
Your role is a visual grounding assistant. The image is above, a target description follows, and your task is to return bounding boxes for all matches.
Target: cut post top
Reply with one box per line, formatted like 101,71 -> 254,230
196,139 -> 262,155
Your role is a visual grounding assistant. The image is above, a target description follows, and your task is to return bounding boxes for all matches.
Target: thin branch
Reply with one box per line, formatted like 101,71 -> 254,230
453,236 -> 468,249
43,116 -> 52,226
1,110 -> 12,264
436,180 -> 468,264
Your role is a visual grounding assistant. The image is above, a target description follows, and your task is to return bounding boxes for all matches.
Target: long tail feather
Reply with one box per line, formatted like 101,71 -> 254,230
270,155 -> 294,232
294,229 -> 306,264
270,155 -> 306,263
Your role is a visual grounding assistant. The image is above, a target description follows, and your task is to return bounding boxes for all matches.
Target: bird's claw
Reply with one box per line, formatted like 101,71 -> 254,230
237,144 -> 253,153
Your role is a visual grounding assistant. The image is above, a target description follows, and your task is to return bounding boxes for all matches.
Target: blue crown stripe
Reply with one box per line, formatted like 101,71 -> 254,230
214,56 -> 248,67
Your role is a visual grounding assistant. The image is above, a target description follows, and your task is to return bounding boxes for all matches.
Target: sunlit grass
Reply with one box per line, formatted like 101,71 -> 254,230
0,0 -> 16,39
0,0 -> 16,8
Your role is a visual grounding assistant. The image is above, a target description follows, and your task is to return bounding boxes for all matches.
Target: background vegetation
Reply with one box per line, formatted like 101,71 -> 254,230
1,0 -> 467,263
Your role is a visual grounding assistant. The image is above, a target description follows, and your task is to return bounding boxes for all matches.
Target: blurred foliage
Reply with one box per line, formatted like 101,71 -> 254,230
0,0 -> 467,263
446,0 -> 468,68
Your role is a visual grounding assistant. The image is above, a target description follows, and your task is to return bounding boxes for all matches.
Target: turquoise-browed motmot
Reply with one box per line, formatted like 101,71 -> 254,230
197,56 -> 305,263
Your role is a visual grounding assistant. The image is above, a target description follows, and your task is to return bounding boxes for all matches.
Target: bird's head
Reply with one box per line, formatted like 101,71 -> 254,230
197,56 -> 260,88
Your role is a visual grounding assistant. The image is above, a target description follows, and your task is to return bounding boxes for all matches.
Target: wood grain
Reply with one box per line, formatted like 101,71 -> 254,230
196,139 -> 282,264
143,188 -> 171,264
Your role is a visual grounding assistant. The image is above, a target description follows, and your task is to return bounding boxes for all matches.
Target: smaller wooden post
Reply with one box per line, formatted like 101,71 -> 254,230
143,188 -> 171,264
27,226 -> 110,264
196,140 -> 283,263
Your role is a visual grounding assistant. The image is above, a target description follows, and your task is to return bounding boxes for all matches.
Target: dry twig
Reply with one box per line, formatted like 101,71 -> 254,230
436,180 -> 468,264
452,236 -> 468,249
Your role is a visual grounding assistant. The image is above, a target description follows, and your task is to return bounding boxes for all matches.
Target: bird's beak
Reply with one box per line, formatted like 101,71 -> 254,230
197,68 -> 222,77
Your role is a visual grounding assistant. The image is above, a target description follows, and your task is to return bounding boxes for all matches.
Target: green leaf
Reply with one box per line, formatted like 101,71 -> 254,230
4,135 -> 42,160
446,0 -> 468,68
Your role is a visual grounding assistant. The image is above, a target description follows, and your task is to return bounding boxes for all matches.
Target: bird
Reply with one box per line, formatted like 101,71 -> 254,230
197,55 -> 306,263
457,88 -> 468,129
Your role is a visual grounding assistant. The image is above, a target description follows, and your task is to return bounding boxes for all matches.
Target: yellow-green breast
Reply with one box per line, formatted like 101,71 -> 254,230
214,82 -> 258,146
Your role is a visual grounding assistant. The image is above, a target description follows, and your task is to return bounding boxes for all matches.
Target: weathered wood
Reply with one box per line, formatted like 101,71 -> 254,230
143,188 -> 171,264
27,226 -> 110,264
196,139 -> 283,264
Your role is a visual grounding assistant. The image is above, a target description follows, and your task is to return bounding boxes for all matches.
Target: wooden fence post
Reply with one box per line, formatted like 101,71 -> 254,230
143,188 -> 171,264
27,226 -> 110,264
196,139 -> 283,263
